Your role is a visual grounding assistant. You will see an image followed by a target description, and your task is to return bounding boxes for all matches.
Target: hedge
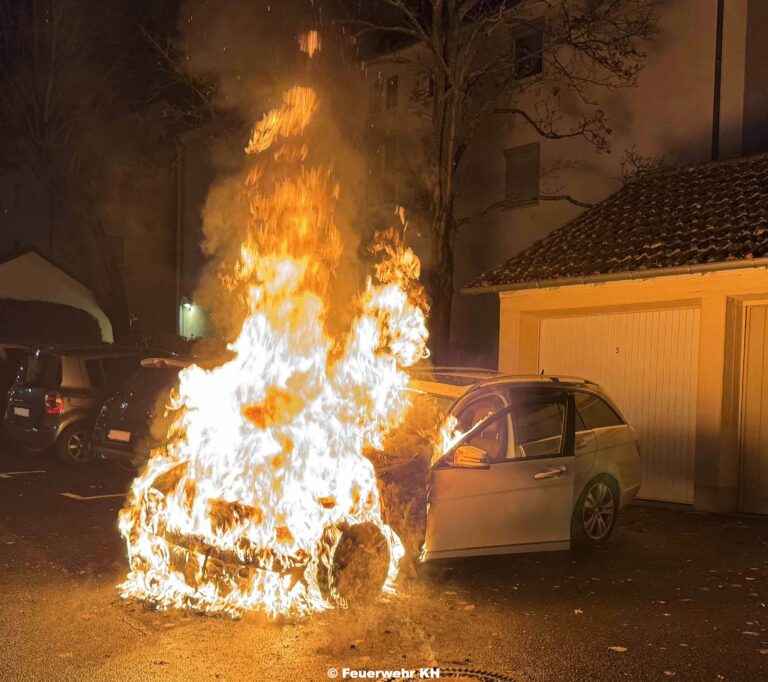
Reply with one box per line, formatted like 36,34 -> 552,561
0,299 -> 103,344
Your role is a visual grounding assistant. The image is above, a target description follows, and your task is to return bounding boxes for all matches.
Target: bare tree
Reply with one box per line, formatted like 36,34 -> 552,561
0,0 -> 206,338
346,0 -> 657,360
0,0 -> 134,333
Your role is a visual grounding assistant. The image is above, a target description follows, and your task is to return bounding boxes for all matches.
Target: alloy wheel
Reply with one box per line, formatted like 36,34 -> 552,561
67,431 -> 92,462
582,481 -> 615,541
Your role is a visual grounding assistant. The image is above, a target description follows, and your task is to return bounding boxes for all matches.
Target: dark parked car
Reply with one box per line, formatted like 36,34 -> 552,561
5,346 -> 174,465
93,357 -> 189,471
0,342 -> 31,438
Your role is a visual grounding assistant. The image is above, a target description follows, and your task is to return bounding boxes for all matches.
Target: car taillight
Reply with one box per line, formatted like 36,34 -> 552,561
44,391 -> 63,415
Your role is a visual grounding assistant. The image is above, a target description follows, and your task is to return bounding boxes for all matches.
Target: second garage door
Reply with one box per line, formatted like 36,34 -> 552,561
538,308 -> 700,503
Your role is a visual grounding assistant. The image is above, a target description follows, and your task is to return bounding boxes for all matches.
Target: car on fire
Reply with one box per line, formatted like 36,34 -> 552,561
128,367 -> 641,613
406,368 -> 642,557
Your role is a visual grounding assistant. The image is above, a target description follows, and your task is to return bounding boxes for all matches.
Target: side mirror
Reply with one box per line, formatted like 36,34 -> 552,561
454,444 -> 490,469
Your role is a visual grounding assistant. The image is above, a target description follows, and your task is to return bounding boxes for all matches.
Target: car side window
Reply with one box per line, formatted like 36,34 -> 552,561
574,391 -> 623,430
513,395 -> 566,459
85,359 -> 105,389
455,394 -> 508,462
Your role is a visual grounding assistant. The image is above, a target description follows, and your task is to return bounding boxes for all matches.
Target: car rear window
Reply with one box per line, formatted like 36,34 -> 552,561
20,352 -> 62,388
127,367 -> 180,394
102,356 -> 145,388
574,391 -> 623,430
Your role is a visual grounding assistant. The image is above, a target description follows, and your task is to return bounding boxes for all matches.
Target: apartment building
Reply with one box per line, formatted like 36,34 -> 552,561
364,0 -> 768,365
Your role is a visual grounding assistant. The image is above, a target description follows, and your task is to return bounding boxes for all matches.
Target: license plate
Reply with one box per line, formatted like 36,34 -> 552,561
13,407 -> 29,418
107,429 -> 131,443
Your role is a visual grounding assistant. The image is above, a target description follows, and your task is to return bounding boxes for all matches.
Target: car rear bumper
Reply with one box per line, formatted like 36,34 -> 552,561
3,418 -> 58,451
93,440 -> 136,461
92,432 -> 146,468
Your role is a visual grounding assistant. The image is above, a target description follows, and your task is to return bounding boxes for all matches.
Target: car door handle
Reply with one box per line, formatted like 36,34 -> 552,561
534,466 -> 567,480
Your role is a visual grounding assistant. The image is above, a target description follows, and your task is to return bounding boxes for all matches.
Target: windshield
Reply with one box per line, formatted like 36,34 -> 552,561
19,352 -> 61,388
404,388 -> 454,414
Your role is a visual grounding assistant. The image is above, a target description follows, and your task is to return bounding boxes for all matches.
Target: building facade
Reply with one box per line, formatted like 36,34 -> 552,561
365,0 -> 768,365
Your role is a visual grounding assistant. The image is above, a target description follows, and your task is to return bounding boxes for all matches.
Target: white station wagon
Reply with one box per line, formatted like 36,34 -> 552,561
408,370 -> 642,560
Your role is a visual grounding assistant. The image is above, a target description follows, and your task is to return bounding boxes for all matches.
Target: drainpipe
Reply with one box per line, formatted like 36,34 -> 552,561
175,138 -> 183,336
712,0 -> 725,161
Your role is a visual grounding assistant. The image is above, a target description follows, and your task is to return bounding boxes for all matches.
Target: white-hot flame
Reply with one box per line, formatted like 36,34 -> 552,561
118,79 -> 429,617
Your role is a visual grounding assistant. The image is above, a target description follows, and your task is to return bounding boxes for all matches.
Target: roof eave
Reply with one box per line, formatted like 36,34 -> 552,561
460,257 -> 768,295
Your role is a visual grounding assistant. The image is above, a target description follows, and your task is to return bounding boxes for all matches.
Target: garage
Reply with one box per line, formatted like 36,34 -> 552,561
538,308 -> 700,503
739,303 -> 768,514
462,154 -> 768,514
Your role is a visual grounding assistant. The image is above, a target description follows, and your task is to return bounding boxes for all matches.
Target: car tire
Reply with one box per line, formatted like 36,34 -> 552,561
56,423 -> 95,466
316,522 -> 391,608
571,475 -> 619,548
109,458 -> 139,474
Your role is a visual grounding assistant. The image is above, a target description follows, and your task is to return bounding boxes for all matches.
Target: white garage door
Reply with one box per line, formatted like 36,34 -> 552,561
538,308 -> 700,503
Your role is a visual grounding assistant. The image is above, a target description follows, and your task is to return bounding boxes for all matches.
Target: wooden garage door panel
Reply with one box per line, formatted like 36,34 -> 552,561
538,308 -> 700,503
740,305 -> 768,514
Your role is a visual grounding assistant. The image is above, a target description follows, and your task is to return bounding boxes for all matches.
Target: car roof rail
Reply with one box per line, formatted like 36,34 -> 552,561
140,357 -> 191,369
463,374 -> 596,392
408,366 -> 501,377
30,344 -> 179,357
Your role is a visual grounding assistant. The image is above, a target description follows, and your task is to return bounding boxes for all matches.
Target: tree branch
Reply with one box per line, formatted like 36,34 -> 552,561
494,105 -> 610,152
456,192 -> 595,229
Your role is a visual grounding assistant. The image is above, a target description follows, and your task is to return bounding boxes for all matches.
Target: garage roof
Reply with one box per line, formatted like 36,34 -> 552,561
464,153 -> 768,292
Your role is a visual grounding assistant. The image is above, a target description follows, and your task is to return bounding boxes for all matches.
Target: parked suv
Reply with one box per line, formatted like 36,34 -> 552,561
5,346 -> 173,465
416,371 -> 643,557
0,342 -> 31,439
93,357 -> 190,471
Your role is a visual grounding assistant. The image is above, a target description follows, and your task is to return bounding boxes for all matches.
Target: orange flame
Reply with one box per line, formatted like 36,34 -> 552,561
118,80 -> 429,617
299,30 -> 321,58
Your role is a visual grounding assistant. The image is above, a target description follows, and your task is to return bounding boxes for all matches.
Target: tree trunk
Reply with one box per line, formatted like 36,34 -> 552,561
423,3 -> 462,364
427,205 -> 455,364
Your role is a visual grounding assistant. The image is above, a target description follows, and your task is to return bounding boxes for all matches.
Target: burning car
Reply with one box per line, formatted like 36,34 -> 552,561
118,73 -> 429,617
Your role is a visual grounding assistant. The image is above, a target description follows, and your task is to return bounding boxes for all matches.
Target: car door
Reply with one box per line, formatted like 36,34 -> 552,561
424,388 -> 577,560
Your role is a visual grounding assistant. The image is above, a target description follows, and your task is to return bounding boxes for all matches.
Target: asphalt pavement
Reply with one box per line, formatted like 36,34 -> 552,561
1,444 -> 767,682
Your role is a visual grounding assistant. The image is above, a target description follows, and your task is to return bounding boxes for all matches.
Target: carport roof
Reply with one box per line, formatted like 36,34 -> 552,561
464,153 -> 768,292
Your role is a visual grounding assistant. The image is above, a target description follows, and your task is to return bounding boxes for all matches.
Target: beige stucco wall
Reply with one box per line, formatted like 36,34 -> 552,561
495,265 -> 768,513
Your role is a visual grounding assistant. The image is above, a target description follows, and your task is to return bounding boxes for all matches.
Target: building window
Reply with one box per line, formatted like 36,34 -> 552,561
385,75 -> 398,109
369,75 -> 383,114
504,142 -> 540,205
514,27 -> 544,80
